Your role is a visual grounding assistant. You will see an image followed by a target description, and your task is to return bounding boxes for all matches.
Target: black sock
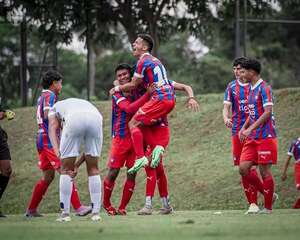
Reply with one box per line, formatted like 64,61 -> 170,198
0,174 -> 10,200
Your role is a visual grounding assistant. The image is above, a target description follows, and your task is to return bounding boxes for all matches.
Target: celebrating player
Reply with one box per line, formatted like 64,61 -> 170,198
239,58 -> 278,214
223,57 -> 259,214
0,98 -> 15,217
110,34 -> 175,173
25,70 -> 90,217
48,98 -> 103,221
103,63 -> 151,215
281,137 -> 300,209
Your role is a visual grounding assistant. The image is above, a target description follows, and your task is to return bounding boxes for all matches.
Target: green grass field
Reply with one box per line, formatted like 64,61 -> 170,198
1,88 -> 300,215
1,210 -> 300,240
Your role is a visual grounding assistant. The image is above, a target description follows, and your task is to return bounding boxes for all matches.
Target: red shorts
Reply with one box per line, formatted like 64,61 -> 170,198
232,135 -> 244,166
143,125 -> 170,158
295,163 -> 300,190
133,99 -> 175,126
240,138 -> 277,165
107,136 -> 135,169
38,147 -> 61,171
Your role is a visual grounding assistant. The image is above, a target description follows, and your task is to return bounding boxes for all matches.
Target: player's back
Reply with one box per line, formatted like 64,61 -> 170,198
289,138 -> 300,161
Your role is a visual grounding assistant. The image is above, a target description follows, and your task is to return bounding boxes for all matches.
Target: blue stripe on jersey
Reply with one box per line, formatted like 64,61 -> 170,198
119,111 -> 127,138
38,132 -> 43,150
240,84 -> 246,132
231,85 -> 238,135
254,88 -> 261,139
156,88 -> 164,101
47,135 -> 52,149
111,108 -> 116,137
49,93 -> 55,107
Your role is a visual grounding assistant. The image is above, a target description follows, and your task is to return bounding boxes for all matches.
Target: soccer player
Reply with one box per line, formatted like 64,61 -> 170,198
48,98 -> 103,221
138,81 -> 199,215
223,57 -> 259,214
281,137 -> 300,209
103,63 -> 151,215
110,34 -> 175,173
25,70 -> 90,217
239,58 -> 278,214
0,98 -> 15,217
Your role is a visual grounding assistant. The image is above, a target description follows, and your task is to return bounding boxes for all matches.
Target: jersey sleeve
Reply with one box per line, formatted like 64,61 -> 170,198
223,84 -> 232,105
287,140 -> 296,156
134,59 -> 146,78
48,103 -> 57,117
112,92 -> 127,105
43,93 -> 57,111
261,84 -> 273,107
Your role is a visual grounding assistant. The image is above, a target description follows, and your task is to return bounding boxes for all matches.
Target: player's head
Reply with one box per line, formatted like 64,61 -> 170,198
132,33 -> 154,57
42,69 -> 63,94
240,58 -> 261,82
232,57 -> 247,80
115,63 -> 132,85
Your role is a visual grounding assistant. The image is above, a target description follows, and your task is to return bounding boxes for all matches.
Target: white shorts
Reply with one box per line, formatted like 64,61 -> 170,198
59,112 -> 103,159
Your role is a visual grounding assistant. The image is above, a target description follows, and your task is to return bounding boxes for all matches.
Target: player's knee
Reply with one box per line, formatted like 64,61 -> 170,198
296,184 -> 300,191
239,166 -> 248,176
2,166 -> 12,177
107,169 -> 119,181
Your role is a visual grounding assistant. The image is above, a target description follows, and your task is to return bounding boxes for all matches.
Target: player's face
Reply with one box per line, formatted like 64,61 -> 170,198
53,80 -> 63,94
239,68 -> 250,83
233,64 -> 242,79
132,37 -> 147,57
116,69 -> 130,85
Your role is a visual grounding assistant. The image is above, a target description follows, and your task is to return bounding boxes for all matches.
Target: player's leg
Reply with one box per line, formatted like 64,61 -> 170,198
103,168 -> 119,215
118,171 -> 136,215
26,168 -> 54,217
0,160 -> 12,218
293,164 -> 300,209
258,164 -> 274,213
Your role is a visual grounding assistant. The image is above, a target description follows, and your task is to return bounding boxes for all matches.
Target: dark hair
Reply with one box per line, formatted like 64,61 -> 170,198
42,70 -> 62,89
233,57 -> 247,67
240,58 -> 261,74
138,33 -> 154,53
114,63 -> 132,74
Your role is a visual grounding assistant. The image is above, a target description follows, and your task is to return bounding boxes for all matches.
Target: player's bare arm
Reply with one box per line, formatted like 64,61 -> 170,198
222,103 -> 232,128
281,155 -> 292,181
48,115 -> 61,158
239,117 -> 250,142
109,77 -> 142,95
173,82 -> 199,111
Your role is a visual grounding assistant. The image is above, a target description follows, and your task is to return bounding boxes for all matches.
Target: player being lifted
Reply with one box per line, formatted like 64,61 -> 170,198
25,70 -> 90,217
223,57 -> 259,214
110,34 -> 175,174
281,137 -> 300,209
239,58 -> 278,214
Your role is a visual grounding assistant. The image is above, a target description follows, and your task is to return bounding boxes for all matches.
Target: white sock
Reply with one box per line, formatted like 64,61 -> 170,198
145,196 -> 152,208
89,175 -> 101,214
59,174 -> 72,214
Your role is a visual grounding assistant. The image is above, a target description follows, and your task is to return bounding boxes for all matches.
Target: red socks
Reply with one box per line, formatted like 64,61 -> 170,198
156,163 -> 168,198
28,179 -> 49,211
145,166 -> 156,197
262,175 -> 274,210
241,169 -> 258,204
119,179 -> 135,210
103,178 -> 115,207
293,197 -> 300,209
242,170 -> 264,195
70,183 -> 82,210
130,127 -> 144,158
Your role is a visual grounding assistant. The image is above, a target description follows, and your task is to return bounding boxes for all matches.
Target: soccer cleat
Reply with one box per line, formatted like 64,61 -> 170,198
56,213 -> 71,222
128,156 -> 149,174
151,145 -> 164,168
91,213 -> 101,221
117,209 -> 127,215
272,193 -> 279,205
259,208 -> 272,214
103,205 -> 117,216
244,203 -> 260,215
75,205 -> 92,216
24,210 -> 43,218
159,206 -> 173,215
137,205 -> 153,215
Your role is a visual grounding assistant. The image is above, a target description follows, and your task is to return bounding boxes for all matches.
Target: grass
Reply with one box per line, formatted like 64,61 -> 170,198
1,210 -> 300,240
1,88 -> 300,214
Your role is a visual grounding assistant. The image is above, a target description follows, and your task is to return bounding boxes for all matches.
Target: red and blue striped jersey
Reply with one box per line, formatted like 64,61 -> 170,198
134,53 -> 174,101
224,80 -> 249,136
288,138 -> 300,162
247,79 -> 276,139
111,92 -> 135,138
36,90 -> 57,150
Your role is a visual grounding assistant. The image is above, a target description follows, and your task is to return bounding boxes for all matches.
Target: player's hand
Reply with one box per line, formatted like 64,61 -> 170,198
281,173 -> 287,181
113,80 -> 120,86
69,167 -> 78,178
224,118 -> 232,128
109,87 -> 116,96
240,128 -> 251,142
0,111 -> 5,120
186,97 -> 199,112
147,83 -> 156,95
4,110 -> 15,120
